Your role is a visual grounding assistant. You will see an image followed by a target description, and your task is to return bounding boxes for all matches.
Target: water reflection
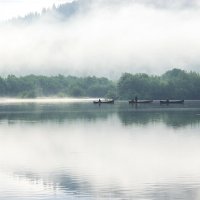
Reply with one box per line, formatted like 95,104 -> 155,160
118,110 -> 200,128
0,99 -> 200,199
0,102 -> 115,124
0,100 -> 200,128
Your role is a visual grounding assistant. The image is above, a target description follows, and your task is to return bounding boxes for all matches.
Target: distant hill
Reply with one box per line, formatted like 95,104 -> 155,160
10,0 -> 92,24
10,0 -> 196,24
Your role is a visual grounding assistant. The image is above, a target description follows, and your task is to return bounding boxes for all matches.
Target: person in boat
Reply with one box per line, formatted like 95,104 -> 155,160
135,96 -> 138,102
98,99 -> 101,103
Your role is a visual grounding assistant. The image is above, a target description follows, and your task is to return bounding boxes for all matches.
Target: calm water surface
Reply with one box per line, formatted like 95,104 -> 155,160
0,99 -> 200,200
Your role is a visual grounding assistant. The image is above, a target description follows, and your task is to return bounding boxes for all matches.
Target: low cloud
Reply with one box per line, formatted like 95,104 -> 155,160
0,0 -> 200,78
133,0 -> 199,9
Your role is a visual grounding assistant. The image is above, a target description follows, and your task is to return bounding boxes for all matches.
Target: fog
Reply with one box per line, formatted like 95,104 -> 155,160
0,0 -> 200,78
0,0 -> 70,21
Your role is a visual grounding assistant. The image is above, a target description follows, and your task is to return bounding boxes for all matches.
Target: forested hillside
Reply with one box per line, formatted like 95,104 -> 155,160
0,69 -> 200,99
10,0 -> 89,23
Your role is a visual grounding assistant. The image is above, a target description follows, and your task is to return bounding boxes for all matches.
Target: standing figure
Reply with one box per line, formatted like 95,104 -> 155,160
135,96 -> 138,102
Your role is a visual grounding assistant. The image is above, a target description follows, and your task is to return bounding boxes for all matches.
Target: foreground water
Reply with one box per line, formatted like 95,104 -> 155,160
0,99 -> 200,200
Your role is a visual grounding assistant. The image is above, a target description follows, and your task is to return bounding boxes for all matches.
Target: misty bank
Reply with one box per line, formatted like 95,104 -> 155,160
0,69 -> 200,100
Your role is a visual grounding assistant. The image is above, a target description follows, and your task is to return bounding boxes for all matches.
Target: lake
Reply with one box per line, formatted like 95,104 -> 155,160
0,99 -> 200,200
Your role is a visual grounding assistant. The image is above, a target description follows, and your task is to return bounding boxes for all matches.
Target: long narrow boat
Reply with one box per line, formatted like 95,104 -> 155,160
129,100 -> 153,104
160,100 -> 184,104
93,99 -> 114,104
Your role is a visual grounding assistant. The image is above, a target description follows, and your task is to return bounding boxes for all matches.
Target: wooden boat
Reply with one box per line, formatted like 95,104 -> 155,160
129,100 -> 153,104
93,99 -> 114,104
160,100 -> 184,104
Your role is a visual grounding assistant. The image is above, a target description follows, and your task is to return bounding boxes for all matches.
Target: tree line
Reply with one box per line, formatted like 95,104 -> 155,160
118,68 -> 200,100
0,75 -> 116,98
0,69 -> 200,99
10,0 -> 82,24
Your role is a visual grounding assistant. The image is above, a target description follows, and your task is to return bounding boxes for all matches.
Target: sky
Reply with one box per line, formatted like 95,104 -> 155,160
0,0 -> 70,21
0,0 -> 200,78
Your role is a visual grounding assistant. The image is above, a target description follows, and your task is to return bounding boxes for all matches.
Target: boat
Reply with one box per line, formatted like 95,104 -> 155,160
129,100 -> 153,104
93,99 -> 114,104
160,100 -> 184,104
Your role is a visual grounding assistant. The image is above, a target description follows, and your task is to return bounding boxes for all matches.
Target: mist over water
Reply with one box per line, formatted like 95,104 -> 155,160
0,99 -> 200,199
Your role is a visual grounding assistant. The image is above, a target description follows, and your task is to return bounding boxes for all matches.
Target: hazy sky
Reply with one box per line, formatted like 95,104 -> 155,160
0,0 -> 70,21
0,0 -> 200,78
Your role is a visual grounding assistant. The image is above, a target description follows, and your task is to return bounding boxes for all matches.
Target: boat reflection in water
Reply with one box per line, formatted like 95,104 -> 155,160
160,99 -> 184,104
